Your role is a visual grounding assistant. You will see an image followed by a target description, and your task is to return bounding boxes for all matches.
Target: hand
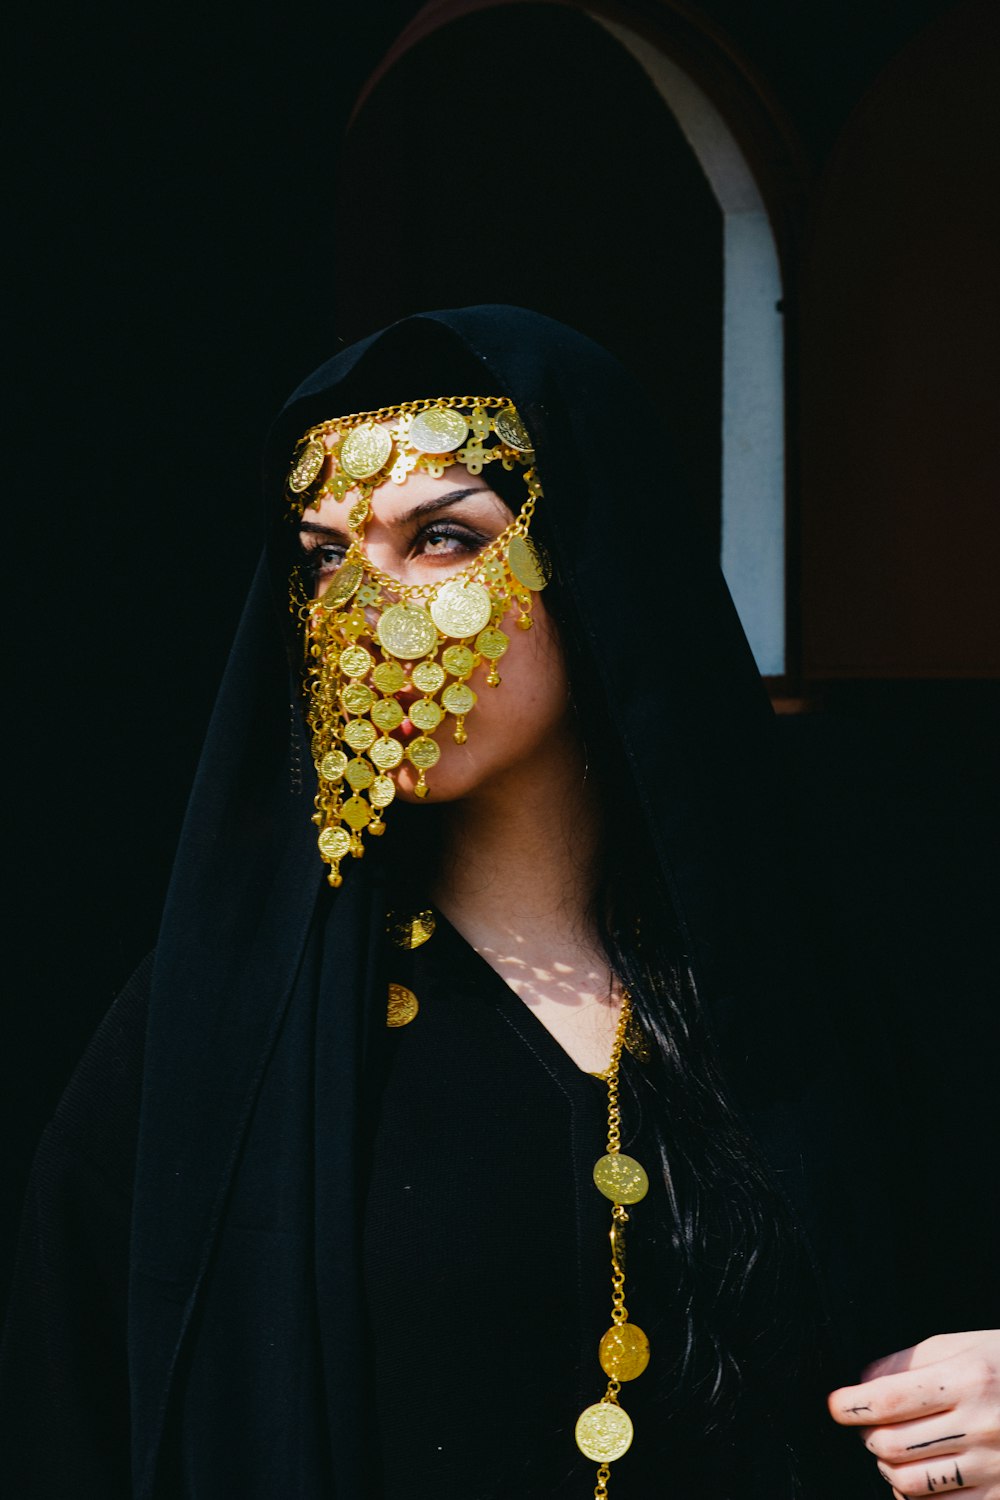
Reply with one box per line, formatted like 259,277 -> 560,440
828,1332 -> 1000,1496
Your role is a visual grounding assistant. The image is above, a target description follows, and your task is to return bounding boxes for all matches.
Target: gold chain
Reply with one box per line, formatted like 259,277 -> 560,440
298,393 -> 512,444
343,490 -> 538,602
576,986 -> 651,1495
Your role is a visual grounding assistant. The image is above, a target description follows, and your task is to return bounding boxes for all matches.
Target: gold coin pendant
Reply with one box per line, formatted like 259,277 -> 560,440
406,736 -> 441,770
409,698 -> 443,732
475,626 -> 509,660
507,533 -> 551,591
320,750 -> 348,782
598,1323 -> 650,1382
412,659 -> 446,694
339,645 -> 373,679
341,795 -> 371,830
441,644 -> 476,677
442,682 -> 477,716
343,719 -> 376,752
347,498 -> 370,530
370,775 -> 396,809
430,578 -> 493,639
370,736 -> 404,770
493,405 -> 533,453
288,437 -> 326,493
377,603 -> 438,660
318,826 -> 351,861
321,560 -> 363,609
372,660 -> 406,694
387,983 -> 419,1027
593,1153 -> 649,1204
340,424 -> 392,480
371,697 -> 404,732
575,1402 -> 634,1463
409,406 -> 470,454
340,682 -> 373,715
344,758 -> 374,791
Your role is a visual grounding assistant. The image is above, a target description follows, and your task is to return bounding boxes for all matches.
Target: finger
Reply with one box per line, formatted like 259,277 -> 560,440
863,1418 -> 969,1465
864,1334 -> 996,1384
829,1371 -> 957,1427
875,1453 -> 976,1494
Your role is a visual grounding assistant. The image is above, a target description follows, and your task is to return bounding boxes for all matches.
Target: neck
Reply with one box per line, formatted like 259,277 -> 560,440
430,729 -> 623,1072
432,731 -> 601,950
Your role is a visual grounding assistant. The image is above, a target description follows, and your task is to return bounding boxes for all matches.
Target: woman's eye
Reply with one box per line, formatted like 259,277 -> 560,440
415,525 -> 484,559
300,540 -> 346,579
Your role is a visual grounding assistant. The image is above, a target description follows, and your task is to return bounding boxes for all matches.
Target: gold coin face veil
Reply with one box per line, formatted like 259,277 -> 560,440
285,397 -> 550,888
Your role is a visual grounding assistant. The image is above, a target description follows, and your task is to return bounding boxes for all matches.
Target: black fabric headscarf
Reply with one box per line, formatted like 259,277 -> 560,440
129,307 -> 901,1497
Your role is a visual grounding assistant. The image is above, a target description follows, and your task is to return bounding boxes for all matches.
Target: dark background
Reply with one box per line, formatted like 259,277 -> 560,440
4,0 -> 997,1298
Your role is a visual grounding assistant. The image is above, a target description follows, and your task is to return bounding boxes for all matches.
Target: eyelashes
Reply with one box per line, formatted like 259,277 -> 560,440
297,522 -> 488,581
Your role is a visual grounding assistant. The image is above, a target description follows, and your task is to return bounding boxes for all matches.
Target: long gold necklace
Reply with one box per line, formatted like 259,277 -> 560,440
388,912 -> 651,1495
575,985 -> 651,1496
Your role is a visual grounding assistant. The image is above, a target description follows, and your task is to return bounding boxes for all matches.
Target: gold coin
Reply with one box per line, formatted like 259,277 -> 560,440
371,697 -> 404,731
409,697 -> 443,732
599,1323 -> 650,1382
430,578 -> 493,639
441,644 -> 476,677
373,660 -> 406,694
339,644 -> 373,679
344,757 -> 374,790
348,498 -> 370,530
321,560 -> 363,609
475,626 -> 509,660
343,719 -> 376,752
340,424 -> 392,480
411,659 -> 445,694
387,982 -> 419,1027
340,682 -> 374,715
493,405 -> 533,453
370,736 -> 404,770
320,750 -> 348,782
377,603 -> 438,660
318,826 -> 351,860
340,795 -> 371,830
389,909 -> 436,949
406,736 -> 441,770
288,437 -> 326,493
370,775 -> 396,809
442,682 -> 477,715
409,406 -> 469,454
575,1402 -> 634,1463
507,533 -> 551,591
593,1153 -> 649,1204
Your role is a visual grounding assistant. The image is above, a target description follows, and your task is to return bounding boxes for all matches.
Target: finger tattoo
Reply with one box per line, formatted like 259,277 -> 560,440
923,1464 -> 964,1493
905,1436 -> 966,1451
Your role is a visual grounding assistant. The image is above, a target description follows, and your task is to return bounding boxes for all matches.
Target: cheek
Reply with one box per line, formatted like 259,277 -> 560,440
393,605 -> 569,803
490,610 -> 569,735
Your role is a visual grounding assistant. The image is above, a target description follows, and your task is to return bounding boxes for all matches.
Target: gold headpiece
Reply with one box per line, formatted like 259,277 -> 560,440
288,397 -> 550,888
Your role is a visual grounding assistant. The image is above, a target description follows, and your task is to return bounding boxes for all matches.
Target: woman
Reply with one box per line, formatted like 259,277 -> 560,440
2,305 -> 999,1499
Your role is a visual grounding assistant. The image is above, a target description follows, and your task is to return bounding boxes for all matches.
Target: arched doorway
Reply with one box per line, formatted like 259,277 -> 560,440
339,1 -> 802,677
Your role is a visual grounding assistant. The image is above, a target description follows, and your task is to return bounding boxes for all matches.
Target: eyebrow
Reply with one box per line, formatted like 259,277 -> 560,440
297,487 -> 505,538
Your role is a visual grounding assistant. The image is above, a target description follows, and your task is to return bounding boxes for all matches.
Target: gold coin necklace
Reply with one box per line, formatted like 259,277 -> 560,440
386,908 -> 650,1493
576,985 -> 650,1496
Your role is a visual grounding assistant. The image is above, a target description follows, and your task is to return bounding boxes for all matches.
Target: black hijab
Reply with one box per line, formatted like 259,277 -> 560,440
129,307 -> 899,1497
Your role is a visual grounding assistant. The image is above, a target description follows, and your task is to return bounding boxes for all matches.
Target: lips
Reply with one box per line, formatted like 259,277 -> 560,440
389,685 -> 419,744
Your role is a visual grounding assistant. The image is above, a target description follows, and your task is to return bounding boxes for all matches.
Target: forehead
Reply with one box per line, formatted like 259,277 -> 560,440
308,426 -> 511,530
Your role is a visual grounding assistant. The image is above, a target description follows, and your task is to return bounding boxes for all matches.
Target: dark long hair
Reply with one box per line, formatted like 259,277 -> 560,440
483,461 -> 817,1450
